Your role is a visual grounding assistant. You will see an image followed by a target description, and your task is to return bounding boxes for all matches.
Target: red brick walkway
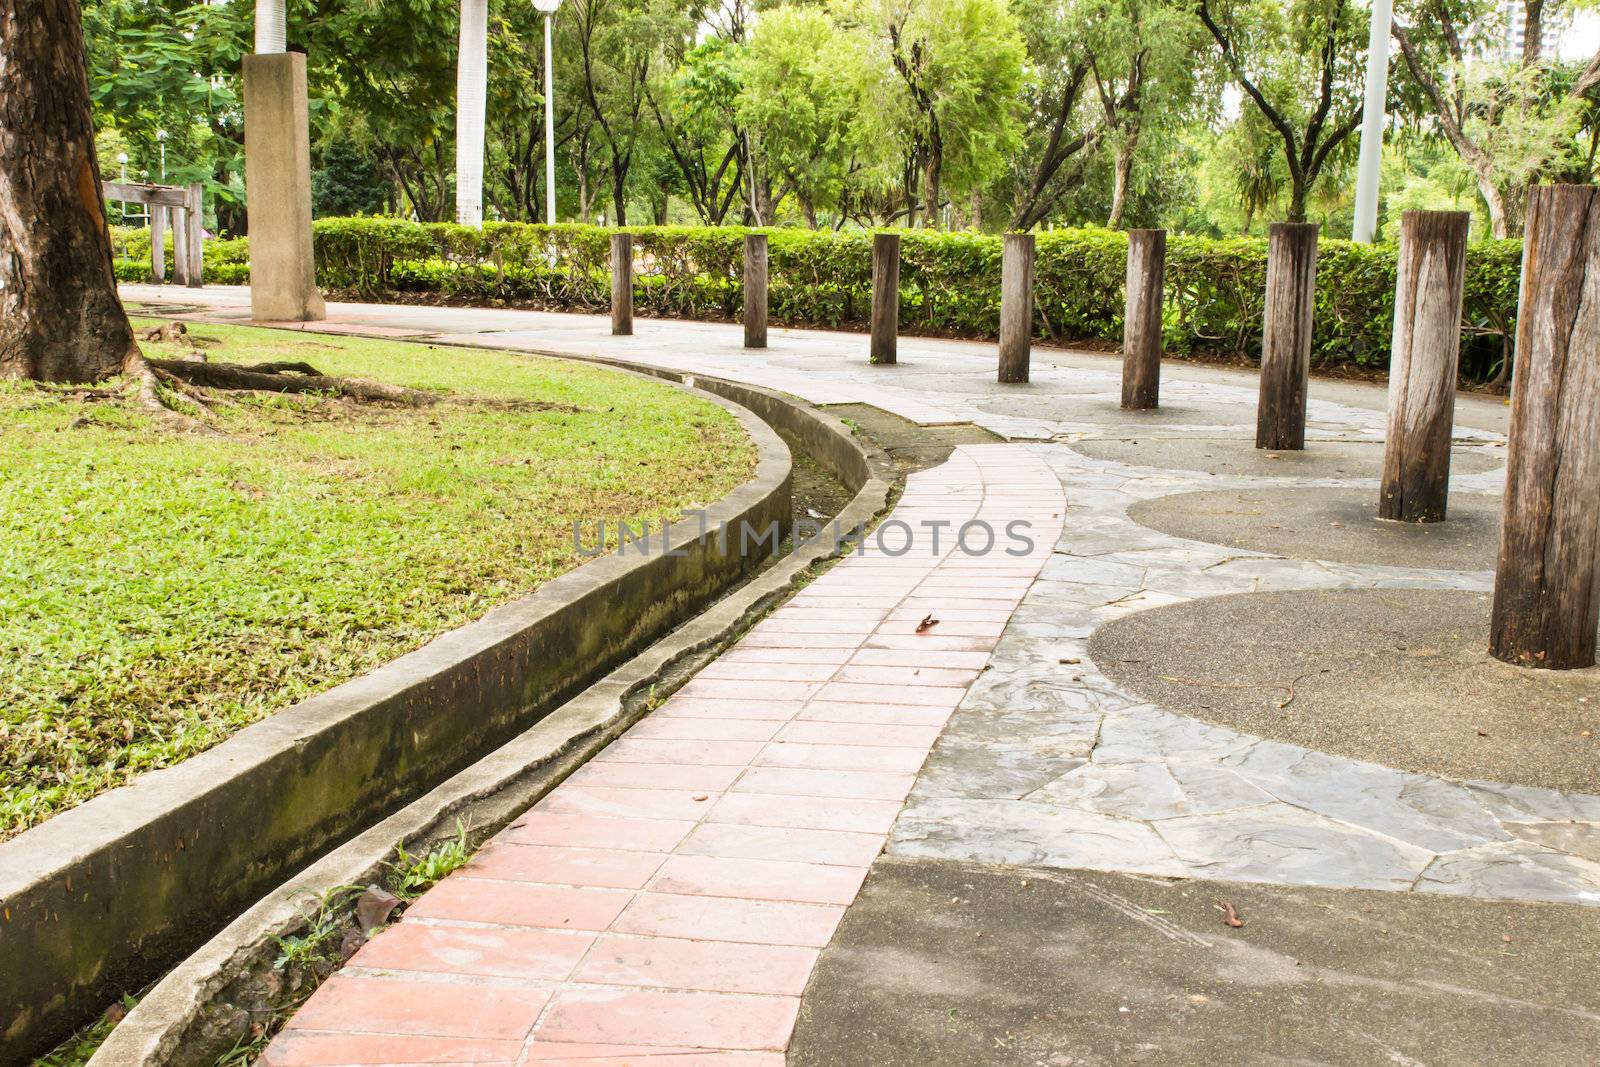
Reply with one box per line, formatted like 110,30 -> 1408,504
261,445 -> 1064,1067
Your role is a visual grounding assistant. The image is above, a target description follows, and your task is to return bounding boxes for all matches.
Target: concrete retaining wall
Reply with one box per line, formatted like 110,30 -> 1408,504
0,375 -> 791,1063
84,379 -> 893,1067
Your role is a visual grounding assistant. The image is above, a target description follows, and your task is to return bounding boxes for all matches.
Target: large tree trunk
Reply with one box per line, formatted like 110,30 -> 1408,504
0,0 -> 137,383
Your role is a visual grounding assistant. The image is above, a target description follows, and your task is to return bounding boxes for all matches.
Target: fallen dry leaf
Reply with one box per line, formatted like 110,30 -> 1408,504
1215,901 -> 1244,928
356,885 -> 402,933
916,614 -> 939,633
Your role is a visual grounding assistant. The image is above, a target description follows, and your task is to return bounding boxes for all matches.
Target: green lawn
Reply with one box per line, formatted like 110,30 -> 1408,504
0,322 -> 755,837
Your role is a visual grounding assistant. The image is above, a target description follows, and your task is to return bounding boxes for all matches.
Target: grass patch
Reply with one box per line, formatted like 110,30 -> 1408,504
0,322 -> 754,837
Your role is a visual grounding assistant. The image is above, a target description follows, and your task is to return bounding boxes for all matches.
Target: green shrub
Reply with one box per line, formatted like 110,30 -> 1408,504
109,226 -> 251,287
111,218 -> 1526,380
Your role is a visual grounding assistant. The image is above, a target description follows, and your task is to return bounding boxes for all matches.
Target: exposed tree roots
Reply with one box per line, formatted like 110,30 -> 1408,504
57,322 -> 585,433
147,357 -> 439,407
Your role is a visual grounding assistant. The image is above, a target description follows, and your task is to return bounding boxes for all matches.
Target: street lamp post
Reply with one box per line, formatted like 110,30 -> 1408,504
533,0 -> 561,226
156,129 -> 168,183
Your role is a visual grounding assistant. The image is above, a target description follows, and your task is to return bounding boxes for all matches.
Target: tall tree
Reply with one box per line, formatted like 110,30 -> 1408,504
650,37 -> 747,224
570,0 -> 686,224
842,0 -> 1025,227
1392,0 -> 1600,236
736,6 -> 866,228
0,0 -> 138,382
1197,0 -> 1366,222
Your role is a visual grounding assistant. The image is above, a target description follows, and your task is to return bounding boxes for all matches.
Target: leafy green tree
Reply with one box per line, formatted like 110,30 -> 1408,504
837,0 -> 1026,227
1197,0 -> 1367,222
1392,0 -> 1600,236
569,0 -> 691,223
1003,0 -> 1205,229
81,0 -> 249,229
736,7 -> 868,227
651,37 -> 746,224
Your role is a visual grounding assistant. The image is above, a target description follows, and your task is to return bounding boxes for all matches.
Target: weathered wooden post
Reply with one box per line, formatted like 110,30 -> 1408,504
1379,211 -> 1470,523
185,183 -> 205,289
744,232 -> 768,349
1489,185 -> 1600,669
149,205 -> 167,284
1256,222 -> 1320,449
1121,228 -> 1166,409
171,201 -> 191,287
870,232 -> 900,364
998,232 -> 1034,383
611,232 -> 633,336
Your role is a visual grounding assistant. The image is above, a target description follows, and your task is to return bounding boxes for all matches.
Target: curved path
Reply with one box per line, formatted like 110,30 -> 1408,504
263,447 -> 1062,1065
120,287 -> 1600,1064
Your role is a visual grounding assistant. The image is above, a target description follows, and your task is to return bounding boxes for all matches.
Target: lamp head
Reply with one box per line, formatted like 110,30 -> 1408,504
117,152 -> 129,164
156,129 -> 168,142
532,0 -> 561,12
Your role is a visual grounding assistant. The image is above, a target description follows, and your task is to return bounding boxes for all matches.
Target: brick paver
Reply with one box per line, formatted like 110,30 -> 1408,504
260,445 -> 1064,1066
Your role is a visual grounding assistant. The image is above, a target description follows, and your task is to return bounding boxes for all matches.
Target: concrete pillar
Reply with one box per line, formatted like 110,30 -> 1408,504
243,52 -> 324,322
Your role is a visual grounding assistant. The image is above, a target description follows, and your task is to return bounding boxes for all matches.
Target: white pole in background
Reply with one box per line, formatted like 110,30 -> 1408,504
456,0 -> 490,227
544,11 -> 556,224
534,0 -> 563,225
255,0 -> 286,53
1352,0 -> 1392,243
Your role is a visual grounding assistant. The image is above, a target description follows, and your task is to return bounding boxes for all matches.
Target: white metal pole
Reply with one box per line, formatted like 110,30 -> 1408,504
544,11 -> 556,225
1352,0 -> 1392,243
455,0 -> 490,227
255,0 -> 286,53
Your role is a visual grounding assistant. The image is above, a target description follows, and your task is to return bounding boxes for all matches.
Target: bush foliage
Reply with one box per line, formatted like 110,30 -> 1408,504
113,219 -> 1524,379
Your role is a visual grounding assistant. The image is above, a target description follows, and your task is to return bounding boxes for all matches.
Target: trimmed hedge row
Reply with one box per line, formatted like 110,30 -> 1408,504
113,219 -> 1524,378
111,227 -> 251,285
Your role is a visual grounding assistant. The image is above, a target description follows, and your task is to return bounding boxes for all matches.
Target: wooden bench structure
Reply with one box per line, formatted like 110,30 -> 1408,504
104,181 -> 205,288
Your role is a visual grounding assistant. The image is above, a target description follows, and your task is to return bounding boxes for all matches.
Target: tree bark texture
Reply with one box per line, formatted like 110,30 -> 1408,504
743,233 -> 768,349
997,233 -> 1034,384
1379,211 -> 1469,523
1256,223 -> 1319,450
0,0 -> 137,382
1121,228 -> 1165,410
1489,185 -> 1600,669
871,233 -> 900,365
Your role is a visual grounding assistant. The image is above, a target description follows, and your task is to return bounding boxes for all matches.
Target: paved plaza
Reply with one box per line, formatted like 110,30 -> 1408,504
121,286 -> 1600,1065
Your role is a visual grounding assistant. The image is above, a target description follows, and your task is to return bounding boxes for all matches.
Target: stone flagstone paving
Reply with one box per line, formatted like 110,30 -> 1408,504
259,446 -> 1065,1066
127,288 -> 1600,1060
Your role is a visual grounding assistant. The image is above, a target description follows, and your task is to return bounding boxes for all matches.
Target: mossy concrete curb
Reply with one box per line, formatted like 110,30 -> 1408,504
0,368 -> 793,1064
87,376 -> 894,1066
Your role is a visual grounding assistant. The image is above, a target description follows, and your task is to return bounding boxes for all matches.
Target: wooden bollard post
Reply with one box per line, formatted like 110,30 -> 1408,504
1121,228 -> 1166,409
611,232 -> 633,336
744,233 -> 768,349
150,206 -> 167,284
997,233 -> 1034,383
171,204 -> 191,288
1379,211 -> 1470,523
1256,222 -> 1319,450
185,183 -> 205,289
1490,185 -> 1600,669
870,232 -> 899,364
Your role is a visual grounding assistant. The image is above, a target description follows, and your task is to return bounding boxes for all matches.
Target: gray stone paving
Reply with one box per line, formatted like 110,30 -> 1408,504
893,437 -> 1600,906
127,284 -> 1600,906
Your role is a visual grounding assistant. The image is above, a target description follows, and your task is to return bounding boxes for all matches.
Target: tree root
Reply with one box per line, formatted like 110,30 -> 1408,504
147,358 -> 440,406
123,352 -> 219,434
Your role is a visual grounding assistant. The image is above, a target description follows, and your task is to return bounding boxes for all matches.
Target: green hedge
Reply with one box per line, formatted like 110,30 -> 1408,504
113,219 -> 1524,379
110,227 -> 251,286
